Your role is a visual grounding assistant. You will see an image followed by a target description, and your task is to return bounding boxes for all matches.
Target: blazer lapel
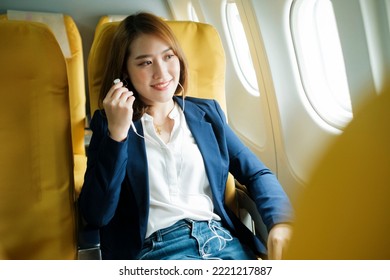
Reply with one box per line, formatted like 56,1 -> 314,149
126,120 -> 149,218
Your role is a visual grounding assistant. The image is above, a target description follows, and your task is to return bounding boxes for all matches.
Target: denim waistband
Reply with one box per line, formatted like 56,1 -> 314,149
145,219 -> 225,243
145,219 -> 193,243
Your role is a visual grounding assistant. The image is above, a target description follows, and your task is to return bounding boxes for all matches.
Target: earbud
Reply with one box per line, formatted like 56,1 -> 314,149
113,78 -> 121,85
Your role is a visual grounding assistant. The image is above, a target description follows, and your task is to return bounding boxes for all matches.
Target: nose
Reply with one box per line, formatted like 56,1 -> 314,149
152,60 -> 166,80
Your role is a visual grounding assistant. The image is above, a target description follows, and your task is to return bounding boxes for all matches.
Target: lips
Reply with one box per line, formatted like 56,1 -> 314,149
151,80 -> 171,90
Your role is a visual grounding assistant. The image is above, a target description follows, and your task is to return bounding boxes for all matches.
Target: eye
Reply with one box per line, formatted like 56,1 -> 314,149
166,53 -> 176,60
138,60 -> 152,66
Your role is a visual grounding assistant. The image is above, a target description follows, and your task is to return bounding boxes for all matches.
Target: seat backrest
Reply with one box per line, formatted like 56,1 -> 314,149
0,20 -> 76,259
285,89 -> 390,259
1,11 -> 87,195
88,16 -> 237,212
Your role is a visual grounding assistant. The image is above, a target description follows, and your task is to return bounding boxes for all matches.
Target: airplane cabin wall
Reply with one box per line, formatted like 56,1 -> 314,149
241,0 -> 390,204
169,0 -> 390,205
244,0 -> 340,203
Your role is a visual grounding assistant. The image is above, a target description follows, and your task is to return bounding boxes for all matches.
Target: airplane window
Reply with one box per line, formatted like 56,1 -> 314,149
291,0 -> 353,129
225,2 -> 259,96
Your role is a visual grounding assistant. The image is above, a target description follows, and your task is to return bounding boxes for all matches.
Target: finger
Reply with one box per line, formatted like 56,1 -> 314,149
126,95 -> 135,106
109,86 -> 130,101
115,90 -> 133,104
106,81 -> 125,98
104,90 -> 133,108
267,239 -> 274,260
121,95 -> 135,110
115,92 -> 135,109
122,90 -> 134,101
271,243 -> 283,260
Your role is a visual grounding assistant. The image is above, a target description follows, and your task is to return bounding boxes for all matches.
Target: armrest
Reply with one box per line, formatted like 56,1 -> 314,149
235,183 -> 269,248
84,127 -> 92,151
76,202 -> 102,260
77,227 -> 101,260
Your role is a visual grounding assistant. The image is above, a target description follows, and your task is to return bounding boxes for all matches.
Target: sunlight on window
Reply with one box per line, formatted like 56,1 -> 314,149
226,2 -> 259,95
291,0 -> 353,129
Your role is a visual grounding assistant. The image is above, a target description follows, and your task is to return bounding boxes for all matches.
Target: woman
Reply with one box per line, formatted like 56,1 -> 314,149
79,12 -> 293,260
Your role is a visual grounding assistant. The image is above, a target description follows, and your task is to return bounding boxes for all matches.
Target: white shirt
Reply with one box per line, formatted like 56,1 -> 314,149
141,102 -> 220,238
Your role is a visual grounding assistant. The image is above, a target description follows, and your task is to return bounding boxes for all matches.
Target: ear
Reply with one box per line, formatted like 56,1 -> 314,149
122,77 -> 131,88
121,69 -> 130,82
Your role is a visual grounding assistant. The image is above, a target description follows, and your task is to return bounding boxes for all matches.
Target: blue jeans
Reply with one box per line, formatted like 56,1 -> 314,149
138,219 -> 258,260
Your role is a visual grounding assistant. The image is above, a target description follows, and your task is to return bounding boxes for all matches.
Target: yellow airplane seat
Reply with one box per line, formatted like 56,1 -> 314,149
87,15 -> 268,257
1,10 -> 87,196
0,244 -> 7,259
285,88 -> 390,259
0,20 -> 77,259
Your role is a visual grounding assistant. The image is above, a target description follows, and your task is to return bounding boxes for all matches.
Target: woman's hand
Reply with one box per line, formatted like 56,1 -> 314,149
267,223 -> 293,260
103,81 -> 135,142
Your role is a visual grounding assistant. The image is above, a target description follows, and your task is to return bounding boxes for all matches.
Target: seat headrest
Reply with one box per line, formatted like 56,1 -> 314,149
7,10 -> 71,58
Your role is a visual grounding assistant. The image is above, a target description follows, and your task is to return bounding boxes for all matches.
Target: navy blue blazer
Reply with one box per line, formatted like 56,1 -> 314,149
79,96 -> 293,259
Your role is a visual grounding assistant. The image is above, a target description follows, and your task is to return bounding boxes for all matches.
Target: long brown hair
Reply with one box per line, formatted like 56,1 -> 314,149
98,12 -> 189,120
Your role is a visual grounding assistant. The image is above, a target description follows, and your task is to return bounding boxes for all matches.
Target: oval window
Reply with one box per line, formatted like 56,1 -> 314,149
225,1 -> 259,96
291,0 -> 353,129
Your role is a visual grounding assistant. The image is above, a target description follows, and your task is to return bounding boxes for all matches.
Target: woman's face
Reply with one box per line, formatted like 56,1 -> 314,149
126,34 -> 180,106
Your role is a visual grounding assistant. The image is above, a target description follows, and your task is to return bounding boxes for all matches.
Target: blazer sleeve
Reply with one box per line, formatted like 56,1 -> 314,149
211,100 -> 294,231
78,110 -> 129,227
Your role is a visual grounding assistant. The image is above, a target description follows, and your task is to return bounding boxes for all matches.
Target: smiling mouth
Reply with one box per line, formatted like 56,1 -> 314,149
152,80 -> 171,90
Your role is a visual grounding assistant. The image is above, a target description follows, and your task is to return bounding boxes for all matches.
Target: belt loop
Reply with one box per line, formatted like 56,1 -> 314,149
185,218 -> 193,228
156,229 -> 163,242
